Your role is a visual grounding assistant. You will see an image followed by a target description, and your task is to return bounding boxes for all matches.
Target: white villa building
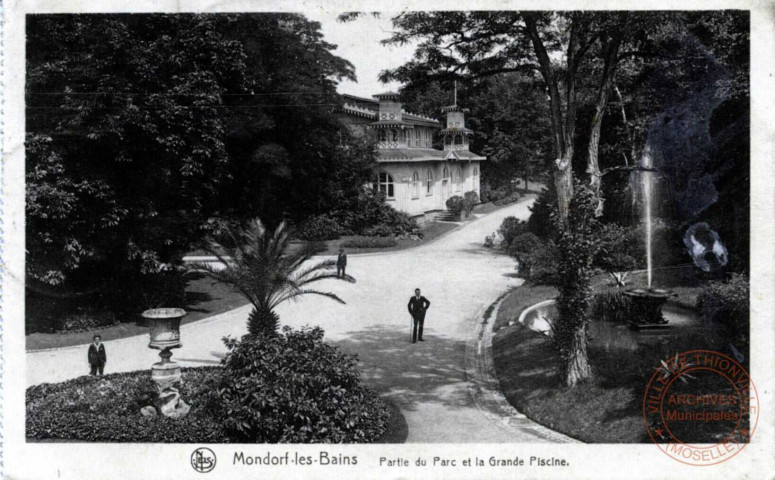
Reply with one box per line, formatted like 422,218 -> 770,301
337,92 -> 486,219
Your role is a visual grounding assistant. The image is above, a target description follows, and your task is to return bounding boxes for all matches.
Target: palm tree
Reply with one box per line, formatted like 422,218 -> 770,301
193,218 -> 352,337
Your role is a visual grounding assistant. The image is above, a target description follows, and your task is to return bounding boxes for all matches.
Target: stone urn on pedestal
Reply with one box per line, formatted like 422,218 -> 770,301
142,308 -> 190,418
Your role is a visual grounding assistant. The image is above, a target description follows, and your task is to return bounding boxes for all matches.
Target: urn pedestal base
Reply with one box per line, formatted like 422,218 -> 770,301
151,348 -> 189,418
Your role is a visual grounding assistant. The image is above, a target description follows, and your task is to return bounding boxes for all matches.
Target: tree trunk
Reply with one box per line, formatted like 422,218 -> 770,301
565,327 -> 593,387
553,157 -> 574,223
247,305 -> 280,337
524,13 -> 583,226
586,33 -> 623,215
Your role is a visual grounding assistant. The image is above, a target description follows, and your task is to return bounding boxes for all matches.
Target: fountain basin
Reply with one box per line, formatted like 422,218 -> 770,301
623,288 -> 674,330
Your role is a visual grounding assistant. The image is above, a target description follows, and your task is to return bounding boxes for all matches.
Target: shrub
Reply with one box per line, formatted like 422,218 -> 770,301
506,232 -> 560,284
528,244 -> 561,285
26,368 -> 229,442
697,273 -> 749,344
498,216 -> 529,247
297,214 -> 345,241
493,190 -> 521,206
217,327 -> 391,443
508,232 -> 543,267
593,223 -> 645,273
332,189 -> 416,237
445,195 -> 464,218
341,236 -> 398,249
480,184 -> 512,204
590,291 -> 634,324
56,310 -> 119,332
527,187 -> 556,239
462,191 -> 480,218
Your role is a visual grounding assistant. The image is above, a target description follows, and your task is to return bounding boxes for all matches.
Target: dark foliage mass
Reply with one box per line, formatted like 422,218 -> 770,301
341,236 -> 398,249
25,14 -> 404,321
590,291 -> 634,324
216,327 -> 390,443
26,368 -> 229,442
297,189 -> 417,241
697,273 -> 749,346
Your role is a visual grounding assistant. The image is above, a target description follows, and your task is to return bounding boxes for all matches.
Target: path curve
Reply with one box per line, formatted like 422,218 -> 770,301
27,195 -> 571,443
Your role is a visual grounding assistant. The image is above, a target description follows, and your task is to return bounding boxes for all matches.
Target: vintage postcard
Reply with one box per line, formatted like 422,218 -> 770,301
2,0 -> 773,479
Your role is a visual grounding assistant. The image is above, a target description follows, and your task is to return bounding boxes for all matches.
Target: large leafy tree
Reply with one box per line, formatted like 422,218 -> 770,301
26,14 -> 365,301
378,11 -> 680,222
27,14 -> 250,291
215,14 -> 361,226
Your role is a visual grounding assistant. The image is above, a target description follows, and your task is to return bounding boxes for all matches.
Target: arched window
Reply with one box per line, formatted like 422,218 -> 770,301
376,172 -> 394,198
454,134 -> 463,145
443,167 -> 450,180
473,167 -> 479,178
415,130 -> 420,146
426,169 -> 433,195
456,167 -> 463,190
390,129 -> 398,142
412,172 -> 420,199
444,135 -> 452,146
379,130 -> 387,142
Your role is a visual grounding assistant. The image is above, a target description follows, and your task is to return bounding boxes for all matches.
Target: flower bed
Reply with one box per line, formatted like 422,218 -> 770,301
28,329 -> 393,443
26,368 -> 229,442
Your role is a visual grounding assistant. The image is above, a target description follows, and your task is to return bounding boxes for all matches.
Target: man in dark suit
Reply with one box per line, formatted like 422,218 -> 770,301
407,288 -> 431,343
88,334 -> 107,376
337,247 -> 347,278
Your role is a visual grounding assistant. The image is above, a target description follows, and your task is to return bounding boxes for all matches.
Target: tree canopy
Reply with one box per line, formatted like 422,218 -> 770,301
26,13 -> 366,296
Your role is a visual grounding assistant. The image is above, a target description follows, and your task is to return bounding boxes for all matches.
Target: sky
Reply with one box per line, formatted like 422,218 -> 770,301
305,11 -> 417,98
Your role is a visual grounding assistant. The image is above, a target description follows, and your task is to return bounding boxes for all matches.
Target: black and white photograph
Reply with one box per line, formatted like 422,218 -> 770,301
2,1 -> 773,479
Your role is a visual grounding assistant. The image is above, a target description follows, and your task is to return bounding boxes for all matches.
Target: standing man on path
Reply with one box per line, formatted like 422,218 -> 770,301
87,334 -> 107,376
337,247 -> 348,278
408,288 -> 431,344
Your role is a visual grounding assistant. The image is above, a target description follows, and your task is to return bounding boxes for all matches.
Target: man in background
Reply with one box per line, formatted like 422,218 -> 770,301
408,288 -> 431,344
88,334 -> 107,376
337,247 -> 348,278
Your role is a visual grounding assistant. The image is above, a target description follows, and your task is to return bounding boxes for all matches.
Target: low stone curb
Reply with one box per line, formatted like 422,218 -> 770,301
464,292 -> 581,443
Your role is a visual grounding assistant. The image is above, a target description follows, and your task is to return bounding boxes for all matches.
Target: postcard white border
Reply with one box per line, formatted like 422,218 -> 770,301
3,1 -> 773,479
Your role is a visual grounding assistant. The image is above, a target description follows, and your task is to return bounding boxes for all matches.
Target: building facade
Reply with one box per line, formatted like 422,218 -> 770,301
337,92 -> 485,219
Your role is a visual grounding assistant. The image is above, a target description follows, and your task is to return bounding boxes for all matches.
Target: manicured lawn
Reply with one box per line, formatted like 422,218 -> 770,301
491,277 -> 748,443
26,273 -> 248,351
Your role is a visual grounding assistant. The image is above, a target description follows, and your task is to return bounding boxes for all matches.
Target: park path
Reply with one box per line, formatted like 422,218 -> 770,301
27,195 -> 568,443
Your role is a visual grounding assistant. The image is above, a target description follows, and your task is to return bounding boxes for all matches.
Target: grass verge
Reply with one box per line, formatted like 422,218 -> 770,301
26,273 -> 249,351
491,280 -> 748,443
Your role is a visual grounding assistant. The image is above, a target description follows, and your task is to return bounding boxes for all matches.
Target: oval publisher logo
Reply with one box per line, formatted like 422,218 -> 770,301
191,447 -> 216,473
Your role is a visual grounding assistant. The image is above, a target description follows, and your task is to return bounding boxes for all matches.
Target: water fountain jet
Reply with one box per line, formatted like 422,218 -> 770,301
625,148 -> 674,330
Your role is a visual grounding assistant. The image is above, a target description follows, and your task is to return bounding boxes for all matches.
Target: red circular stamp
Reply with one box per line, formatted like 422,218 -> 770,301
642,349 -> 759,466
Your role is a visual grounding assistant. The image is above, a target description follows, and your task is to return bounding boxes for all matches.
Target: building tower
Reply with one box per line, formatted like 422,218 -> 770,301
371,91 -> 413,149
440,104 -> 473,152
